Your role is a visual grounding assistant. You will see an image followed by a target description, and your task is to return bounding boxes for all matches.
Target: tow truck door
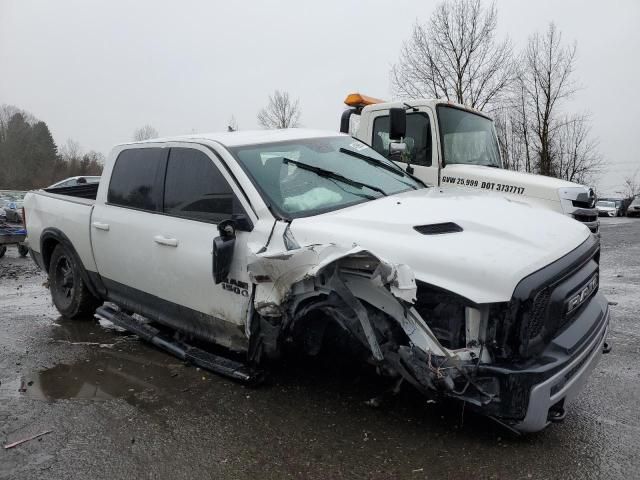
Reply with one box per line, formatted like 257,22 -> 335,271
368,109 -> 439,186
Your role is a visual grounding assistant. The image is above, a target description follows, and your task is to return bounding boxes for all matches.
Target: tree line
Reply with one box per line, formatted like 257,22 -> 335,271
0,105 -> 103,190
391,0 -> 603,187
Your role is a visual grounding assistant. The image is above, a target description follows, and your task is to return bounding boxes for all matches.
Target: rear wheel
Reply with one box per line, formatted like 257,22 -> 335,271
0,246 -> 6,258
49,244 -> 100,319
17,244 -> 29,257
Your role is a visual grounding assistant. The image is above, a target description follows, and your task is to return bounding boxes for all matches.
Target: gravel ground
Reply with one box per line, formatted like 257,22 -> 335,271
0,216 -> 638,479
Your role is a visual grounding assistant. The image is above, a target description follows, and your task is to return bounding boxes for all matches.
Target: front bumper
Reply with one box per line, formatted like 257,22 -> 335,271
477,292 -> 609,433
597,210 -> 616,217
514,299 -> 609,433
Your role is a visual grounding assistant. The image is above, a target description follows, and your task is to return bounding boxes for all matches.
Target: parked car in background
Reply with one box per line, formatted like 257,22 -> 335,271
4,200 -> 24,223
627,197 -> 640,217
48,176 -> 101,189
595,200 -> 618,217
598,197 -> 624,216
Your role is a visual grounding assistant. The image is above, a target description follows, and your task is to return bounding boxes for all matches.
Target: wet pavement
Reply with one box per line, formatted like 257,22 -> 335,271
1,217 -> 639,479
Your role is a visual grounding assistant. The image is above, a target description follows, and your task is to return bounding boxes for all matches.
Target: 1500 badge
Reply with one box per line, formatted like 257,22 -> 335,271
222,278 -> 249,297
442,176 -> 525,195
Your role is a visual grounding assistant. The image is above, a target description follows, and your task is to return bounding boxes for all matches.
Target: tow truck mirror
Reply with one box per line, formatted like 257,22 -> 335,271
388,107 -> 406,140
213,219 -> 236,284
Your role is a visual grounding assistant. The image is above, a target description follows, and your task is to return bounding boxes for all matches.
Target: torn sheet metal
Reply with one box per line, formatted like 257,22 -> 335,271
247,242 -> 417,317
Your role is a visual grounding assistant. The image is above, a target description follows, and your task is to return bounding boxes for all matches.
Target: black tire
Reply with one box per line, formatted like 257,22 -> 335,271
0,245 -> 6,258
48,244 -> 100,319
17,244 -> 29,257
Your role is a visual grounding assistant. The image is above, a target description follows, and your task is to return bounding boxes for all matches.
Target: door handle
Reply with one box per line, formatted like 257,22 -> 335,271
154,235 -> 179,247
92,222 -> 110,231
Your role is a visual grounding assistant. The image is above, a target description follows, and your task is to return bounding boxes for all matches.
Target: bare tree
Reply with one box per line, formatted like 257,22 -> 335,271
623,168 -> 640,199
257,90 -> 301,129
59,138 -> 83,163
554,114 -> 602,185
133,125 -> 158,141
391,0 -> 513,110
493,82 -> 535,173
518,23 -> 577,177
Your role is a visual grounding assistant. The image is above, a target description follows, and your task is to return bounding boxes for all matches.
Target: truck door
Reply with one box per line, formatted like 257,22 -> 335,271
153,145 -> 257,347
91,146 -> 169,310
92,145 -> 259,352
370,111 -> 438,186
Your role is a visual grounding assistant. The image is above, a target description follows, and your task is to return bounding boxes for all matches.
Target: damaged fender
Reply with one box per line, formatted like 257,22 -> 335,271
245,224 -> 469,396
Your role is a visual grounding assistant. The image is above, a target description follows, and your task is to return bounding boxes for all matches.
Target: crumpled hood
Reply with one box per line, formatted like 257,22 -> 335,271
289,188 -> 591,303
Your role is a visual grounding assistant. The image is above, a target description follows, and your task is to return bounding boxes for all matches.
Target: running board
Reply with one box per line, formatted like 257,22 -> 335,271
95,305 -> 262,384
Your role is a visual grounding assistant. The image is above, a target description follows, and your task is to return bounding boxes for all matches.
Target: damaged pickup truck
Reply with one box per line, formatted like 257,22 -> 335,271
24,129 -> 609,433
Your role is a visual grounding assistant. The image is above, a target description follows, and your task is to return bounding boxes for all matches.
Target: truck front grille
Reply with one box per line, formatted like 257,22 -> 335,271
527,288 -> 551,339
505,236 -> 600,359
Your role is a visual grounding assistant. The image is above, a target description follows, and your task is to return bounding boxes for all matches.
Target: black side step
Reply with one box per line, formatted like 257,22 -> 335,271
95,305 -> 262,384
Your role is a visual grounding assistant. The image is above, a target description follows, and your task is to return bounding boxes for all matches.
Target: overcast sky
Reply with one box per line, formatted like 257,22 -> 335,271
1,0 -> 638,194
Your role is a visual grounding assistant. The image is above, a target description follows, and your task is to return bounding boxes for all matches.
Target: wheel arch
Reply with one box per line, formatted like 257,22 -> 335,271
40,228 -> 106,299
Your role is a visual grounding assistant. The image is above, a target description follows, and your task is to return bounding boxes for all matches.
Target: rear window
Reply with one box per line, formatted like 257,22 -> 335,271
108,148 -> 166,211
163,148 -> 243,223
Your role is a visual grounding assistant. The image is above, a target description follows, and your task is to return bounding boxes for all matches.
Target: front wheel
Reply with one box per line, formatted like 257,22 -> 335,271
48,244 -> 100,319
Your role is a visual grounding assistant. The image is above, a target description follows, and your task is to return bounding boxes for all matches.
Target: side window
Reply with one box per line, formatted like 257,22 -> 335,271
372,113 -> 432,167
163,148 -> 243,223
108,148 -> 166,211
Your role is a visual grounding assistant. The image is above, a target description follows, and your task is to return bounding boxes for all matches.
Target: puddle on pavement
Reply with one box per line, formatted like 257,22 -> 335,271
0,317 -> 188,408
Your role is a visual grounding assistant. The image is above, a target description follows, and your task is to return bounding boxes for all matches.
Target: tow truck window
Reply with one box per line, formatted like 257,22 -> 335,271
163,148 -> 244,223
108,148 -> 166,211
231,136 -> 423,219
372,113 -> 432,167
437,105 -> 501,168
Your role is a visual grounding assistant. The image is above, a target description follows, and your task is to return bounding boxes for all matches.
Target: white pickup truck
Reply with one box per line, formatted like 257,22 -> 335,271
24,128 -> 609,433
340,94 -> 600,234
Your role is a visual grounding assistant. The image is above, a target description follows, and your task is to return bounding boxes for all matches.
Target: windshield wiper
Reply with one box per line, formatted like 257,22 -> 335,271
339,148 -> 419,190
339,148 -> 405,176
282,158 -> 388,197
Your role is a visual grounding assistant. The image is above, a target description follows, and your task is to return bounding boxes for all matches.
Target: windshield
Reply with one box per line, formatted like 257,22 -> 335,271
231,136 -> 424,219
597,201 -> 615,208
437,105 -> 501,167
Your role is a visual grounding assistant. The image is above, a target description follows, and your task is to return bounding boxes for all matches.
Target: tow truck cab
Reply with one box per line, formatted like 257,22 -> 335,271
341,93 -> 599,235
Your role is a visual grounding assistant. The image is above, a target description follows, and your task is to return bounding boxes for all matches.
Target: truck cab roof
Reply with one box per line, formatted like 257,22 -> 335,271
358,98 -> 491,120
120,128 -> 346,149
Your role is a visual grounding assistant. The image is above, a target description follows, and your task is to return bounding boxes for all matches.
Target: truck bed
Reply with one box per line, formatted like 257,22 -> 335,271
44,182 -> 99,200
24,189 -> 98,274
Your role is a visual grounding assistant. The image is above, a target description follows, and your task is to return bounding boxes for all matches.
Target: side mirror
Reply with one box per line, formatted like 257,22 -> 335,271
388,107 -> 406,140
232,213 -> 253,232
213,219 -> 236,284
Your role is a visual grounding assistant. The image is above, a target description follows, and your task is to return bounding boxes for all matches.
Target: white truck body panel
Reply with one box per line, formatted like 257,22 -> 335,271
24,192 -> 98,273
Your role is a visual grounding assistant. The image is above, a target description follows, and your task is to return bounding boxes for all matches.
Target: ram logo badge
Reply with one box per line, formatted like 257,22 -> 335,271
567,274 -> 598,315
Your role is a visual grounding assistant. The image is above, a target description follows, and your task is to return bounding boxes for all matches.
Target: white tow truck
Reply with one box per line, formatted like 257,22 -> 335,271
24,128 -> 609,432
340,93 -> 599,234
